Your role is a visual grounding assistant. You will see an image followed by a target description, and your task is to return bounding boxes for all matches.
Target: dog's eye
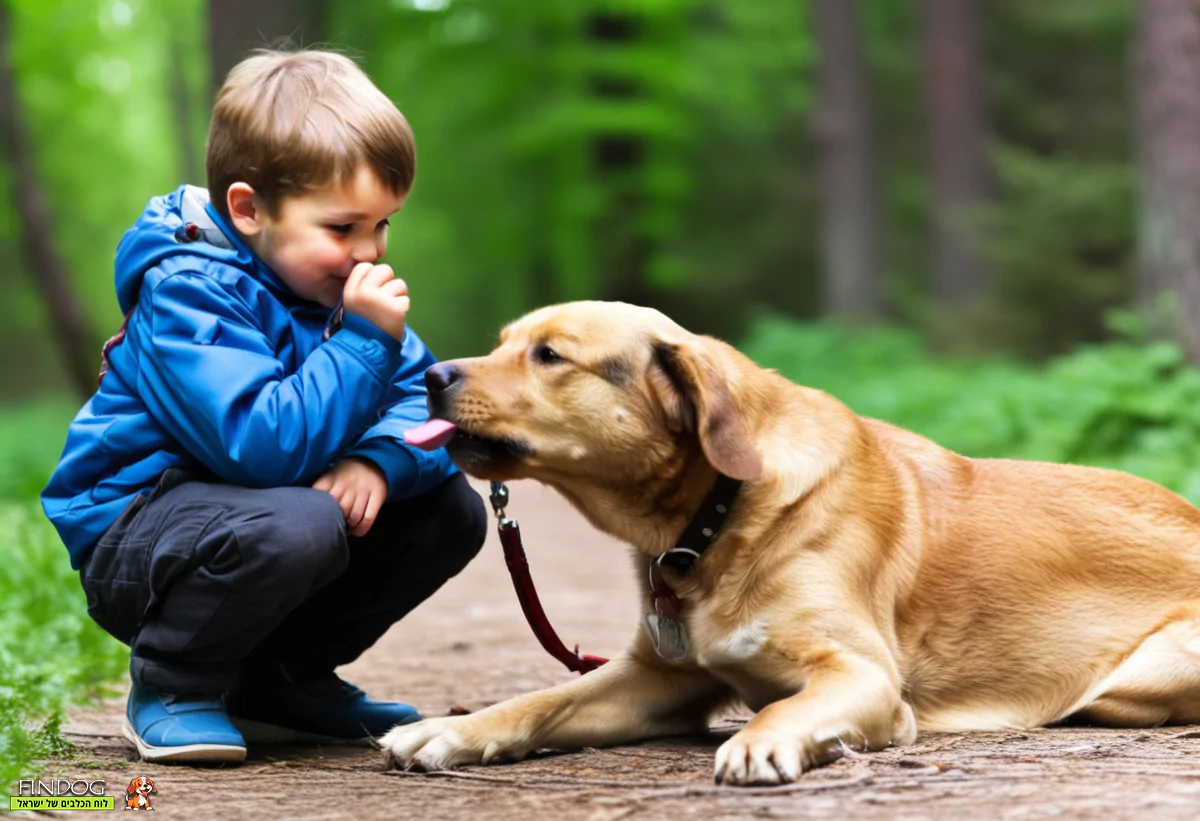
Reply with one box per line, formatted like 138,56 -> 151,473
533,344 -> 564,365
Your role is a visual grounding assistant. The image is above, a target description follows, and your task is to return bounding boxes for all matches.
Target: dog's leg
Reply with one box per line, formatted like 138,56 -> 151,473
714,651 -> 915,786
1067,602 -> 1200,727
380,650 -> 729,771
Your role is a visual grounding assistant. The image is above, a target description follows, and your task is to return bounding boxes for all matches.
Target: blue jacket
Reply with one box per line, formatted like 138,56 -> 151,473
42,185 -> 457,569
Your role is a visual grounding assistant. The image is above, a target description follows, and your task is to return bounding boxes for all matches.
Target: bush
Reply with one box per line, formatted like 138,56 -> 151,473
0,399 -> 127,790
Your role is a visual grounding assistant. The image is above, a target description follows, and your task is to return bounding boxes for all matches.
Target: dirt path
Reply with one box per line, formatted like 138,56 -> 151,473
41,480 -> 1200,819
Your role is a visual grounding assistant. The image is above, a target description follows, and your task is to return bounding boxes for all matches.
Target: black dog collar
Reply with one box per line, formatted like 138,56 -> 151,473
656,473 -> 743,576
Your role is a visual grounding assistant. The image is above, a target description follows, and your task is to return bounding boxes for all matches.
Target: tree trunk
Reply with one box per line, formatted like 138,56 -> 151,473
588,10 -> 652,306
923,0 -> 993,305
209,0 -> 326,95
1134,0 -> 1200,362
813,0 -> 881,318
0,0 -> 98,399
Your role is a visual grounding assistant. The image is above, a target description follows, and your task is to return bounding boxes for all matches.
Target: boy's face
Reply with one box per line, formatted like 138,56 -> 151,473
232,167 -> 408,309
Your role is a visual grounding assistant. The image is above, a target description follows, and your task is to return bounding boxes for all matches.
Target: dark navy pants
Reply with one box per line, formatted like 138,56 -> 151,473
80,469 -> 487,694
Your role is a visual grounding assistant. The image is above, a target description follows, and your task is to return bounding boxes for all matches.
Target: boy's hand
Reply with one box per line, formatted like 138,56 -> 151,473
342,262 -> 409,341
313,457 -> 388,537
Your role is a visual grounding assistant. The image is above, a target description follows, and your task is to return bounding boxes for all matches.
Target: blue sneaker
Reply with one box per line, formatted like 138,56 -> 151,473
225,662 -> 422,744
123,683 -> 247,764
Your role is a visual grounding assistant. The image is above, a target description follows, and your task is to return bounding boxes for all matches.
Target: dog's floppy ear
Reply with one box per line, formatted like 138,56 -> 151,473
126,779 -> 139,796
648,337 -> 763,481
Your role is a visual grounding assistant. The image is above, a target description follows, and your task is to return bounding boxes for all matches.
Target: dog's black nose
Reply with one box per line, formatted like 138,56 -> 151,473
425,362 -> 462,393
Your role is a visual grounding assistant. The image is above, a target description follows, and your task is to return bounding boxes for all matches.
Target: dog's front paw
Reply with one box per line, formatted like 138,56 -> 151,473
714,728 -> 829,786
379,717 -> 526,772
379,718 -> 477,771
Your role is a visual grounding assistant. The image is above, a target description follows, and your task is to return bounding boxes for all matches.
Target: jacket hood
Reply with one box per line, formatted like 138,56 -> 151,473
113,185 -> 289,314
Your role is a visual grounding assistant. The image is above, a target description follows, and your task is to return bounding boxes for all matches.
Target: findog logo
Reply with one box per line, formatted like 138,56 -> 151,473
124,776 -> 157,811
10,777 -> 114,811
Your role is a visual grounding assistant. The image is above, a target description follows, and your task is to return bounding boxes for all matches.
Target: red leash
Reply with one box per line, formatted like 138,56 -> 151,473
490,482 -> 607,674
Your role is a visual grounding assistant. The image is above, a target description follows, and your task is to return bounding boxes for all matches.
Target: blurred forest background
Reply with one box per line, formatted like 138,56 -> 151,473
7,0 -> 1200,497
10,0 -> 1200,786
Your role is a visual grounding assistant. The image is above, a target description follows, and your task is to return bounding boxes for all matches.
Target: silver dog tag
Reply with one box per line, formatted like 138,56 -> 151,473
644,613 -> 690,660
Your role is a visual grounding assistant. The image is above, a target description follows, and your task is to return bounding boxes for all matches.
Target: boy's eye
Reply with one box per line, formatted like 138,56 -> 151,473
376,218 -> 390,231
327,224 -> 354,235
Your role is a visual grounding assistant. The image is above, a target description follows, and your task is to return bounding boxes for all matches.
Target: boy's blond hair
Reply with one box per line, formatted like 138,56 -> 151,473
206,49 -> 415,221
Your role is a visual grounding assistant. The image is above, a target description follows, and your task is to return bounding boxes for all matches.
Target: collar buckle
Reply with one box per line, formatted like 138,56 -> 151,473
647,474 -> 743,617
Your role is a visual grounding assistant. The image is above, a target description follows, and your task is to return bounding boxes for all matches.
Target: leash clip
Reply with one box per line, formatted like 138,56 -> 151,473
488,481 -> 509,519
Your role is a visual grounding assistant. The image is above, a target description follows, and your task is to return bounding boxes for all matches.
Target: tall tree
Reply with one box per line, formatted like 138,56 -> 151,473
0,0 -> 98,399
588,8 -> 653,307
813,0 -> 881,318
1133,0 -> 1200,362
209,0 -> 326,94
923,0 -> 993,305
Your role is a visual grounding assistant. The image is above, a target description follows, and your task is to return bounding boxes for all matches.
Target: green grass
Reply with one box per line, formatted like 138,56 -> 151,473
0,399 -> 128,792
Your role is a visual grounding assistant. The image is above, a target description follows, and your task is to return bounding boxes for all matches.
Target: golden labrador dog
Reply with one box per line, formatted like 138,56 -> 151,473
382,301 -> 1200,785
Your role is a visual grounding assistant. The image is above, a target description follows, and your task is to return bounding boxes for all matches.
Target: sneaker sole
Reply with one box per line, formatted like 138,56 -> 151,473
228,716 -> 374,746
122,717 -> 247,764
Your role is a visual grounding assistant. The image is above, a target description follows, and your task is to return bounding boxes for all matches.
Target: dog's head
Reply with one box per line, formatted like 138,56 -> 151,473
414,302 -> 762,520
126,776 -> 156,797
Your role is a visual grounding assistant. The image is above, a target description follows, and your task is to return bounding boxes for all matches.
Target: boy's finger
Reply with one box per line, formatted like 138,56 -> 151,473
364,264 -> 395,288
381,278 -> 408,297
357,493 -> 384,537
347,492 -> 368,530
344,262 -> 375,293
331,488 -> 354,521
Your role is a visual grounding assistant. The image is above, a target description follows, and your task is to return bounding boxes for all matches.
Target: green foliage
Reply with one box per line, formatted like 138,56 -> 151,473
336,0 -> 815,357
0,0 -> 1148,379
859,0 -> 928,314
0,396 -> 75,498
0,503 -> 128,791
977,0 -> 1136,358
0,0 -> 206,395
0,398 -> 127,791
857,0 -> 1136,359
741,315 -> 1200,503
975,147 -> 1134,357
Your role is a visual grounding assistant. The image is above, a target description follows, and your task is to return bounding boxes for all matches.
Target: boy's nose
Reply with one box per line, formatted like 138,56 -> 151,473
351,238 -> 383,263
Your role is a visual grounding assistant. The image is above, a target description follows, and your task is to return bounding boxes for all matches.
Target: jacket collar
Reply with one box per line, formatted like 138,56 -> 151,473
180,186 -> 311,309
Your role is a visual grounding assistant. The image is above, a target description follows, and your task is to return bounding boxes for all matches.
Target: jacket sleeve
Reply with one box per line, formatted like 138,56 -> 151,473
344,327 -> 459,500
135,270 -> 405,487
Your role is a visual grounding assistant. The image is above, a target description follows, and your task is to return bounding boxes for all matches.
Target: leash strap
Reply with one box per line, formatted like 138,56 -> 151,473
491,482 -> 607,675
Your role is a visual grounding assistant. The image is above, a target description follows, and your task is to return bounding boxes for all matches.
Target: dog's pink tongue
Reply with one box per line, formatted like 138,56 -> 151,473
404,418 -> 458,451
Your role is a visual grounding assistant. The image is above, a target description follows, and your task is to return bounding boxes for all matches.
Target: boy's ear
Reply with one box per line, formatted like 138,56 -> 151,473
225,182 -> 263,236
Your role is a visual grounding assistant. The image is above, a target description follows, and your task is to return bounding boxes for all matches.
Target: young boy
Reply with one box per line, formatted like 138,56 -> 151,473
40,49 -> 486,764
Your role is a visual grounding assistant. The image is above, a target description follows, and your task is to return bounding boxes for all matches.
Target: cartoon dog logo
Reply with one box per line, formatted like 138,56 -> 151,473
124,776 -> 156,811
